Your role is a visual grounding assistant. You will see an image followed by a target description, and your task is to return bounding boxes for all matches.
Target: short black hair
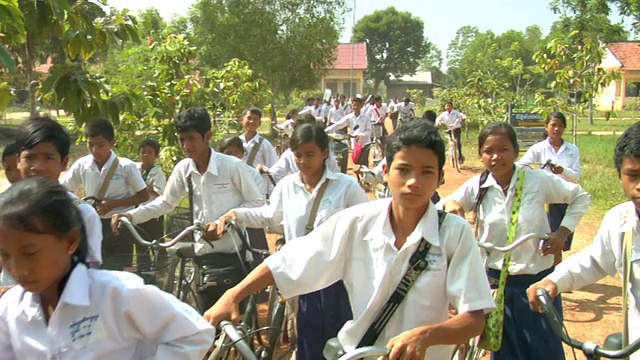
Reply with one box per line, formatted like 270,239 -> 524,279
546,111 -> 567,127
1,142 -> 19,162
218,135 -> 244,153
0,177 -> 88,263
445,101 -> 453,106
242,107 -> 262,119
385,119 -> 445,170
138,139 -> 161,156
422,110 -> 437,123
373,95 -> 382,102
295,113 -> 317,128
614,121 -> 640,176
85,118 -> 115,142
175,107 -> 211,137
403,97 -> 411,102
16,116 -> 71,160
478,122 -> 519,155
290,123 -> 329,152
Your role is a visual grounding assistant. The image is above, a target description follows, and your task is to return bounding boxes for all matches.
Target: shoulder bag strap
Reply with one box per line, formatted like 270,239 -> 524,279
96,157 -> 119,200
186,171 -> 197,243
304,179 -> 331,235
622,214 -> 633,348
246,138 -> 264,167
357,210 -> 447,347
141,164 -> 155,183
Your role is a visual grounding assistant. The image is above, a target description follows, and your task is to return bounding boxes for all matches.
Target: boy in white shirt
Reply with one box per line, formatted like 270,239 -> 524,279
527,121 -> 640,359
61,118 -> 149,270
436,101 -> 467,164
112,107 -> 264,311
239,107 -> 278,195
396,97 -> 416,125
204,120 -> 495,359
299,97 -> 324,121
326,95 -> 373,148
327,98 -> 344,126
136,139 -> 167,252
1,143 -> 21,187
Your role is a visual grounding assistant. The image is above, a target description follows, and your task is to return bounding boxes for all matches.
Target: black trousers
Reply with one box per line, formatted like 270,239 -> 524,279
100,218 -> 136,270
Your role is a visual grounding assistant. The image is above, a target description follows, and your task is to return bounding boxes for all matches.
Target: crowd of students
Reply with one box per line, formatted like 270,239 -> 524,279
0,101 -> 637,360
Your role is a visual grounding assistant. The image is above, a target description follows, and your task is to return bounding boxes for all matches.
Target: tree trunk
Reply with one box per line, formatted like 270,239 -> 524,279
588,98 -> 594,125
25,35 -> 37,117
372,78 -> 381,96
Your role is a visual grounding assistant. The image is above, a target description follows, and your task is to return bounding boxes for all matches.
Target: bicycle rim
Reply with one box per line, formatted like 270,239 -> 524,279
368,142 -> 384,168
180,261 -> 200,311
265,299 -> 286,360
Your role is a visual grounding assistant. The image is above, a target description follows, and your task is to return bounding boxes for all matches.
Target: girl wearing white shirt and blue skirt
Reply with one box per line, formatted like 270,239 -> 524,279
0,178 -> 214,359
518,112 -> 582,264
441,122 -> 590,360
216,123 -> 369,360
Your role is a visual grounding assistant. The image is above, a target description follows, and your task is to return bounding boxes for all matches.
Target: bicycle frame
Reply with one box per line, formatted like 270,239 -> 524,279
537,289 -> 640,359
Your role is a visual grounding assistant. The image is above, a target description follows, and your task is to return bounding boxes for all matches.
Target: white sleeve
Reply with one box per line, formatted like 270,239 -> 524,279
435,113 -> 444,125
325,114 -> 351,133
547,218 -> 618,293
269,156 -> 289,182
327,153 -> 341,173
539,170 -> 590,232
346,179 -> 369,207
262,141 -> 279,168
61,160 -> 83,192
150,168 -> 167,194
235,180 -> 284,230
129,167 -> 185,224
0,301 -> 14,360
230,161 -> 265,209
562,147 -> 582,182
125,161 -> 148,194
78,203 -> 103,265
120,286 -> 215,360
445,217 -> 495,313
516,146 -> 540,167
437,176 -> 479,213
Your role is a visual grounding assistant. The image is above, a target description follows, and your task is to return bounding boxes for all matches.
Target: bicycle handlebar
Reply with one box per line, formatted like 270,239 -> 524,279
327,132 -> 354,141
536,289 -> 640,358
224,219 -> 271,258
478,233 -> 549,253
118,217 -> 203,248
337,346 -> 388,360
258,167 -> 277,186
218,321 -> 258,360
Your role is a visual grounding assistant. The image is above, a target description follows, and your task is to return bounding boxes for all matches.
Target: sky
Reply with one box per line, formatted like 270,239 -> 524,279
106,0 -> 632,64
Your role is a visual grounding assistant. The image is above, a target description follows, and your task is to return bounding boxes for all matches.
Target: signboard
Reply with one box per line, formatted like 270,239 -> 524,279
508,107 -> 545,150
509,112 -> 544,127
514,127 -> 546,150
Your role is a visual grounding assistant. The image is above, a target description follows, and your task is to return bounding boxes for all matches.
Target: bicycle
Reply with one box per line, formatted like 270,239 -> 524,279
208,220 -> 292,360
443,127 -> 461,173
451,233 -> 550,360
323,345 -> 388,360
271,125 -> 290,157
368,122 -> 385,169
537,289 -> 640,359
328,131 -> 352,174
116,217 -> 204,311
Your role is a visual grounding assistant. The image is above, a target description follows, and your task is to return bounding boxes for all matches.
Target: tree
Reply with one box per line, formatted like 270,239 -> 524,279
352,6 -> 431,94
0,0 -> 25,112
137,7 -> 166,39
420,46 -> 443,70
446,26 -> 479,70
550,0 -> 639,34
189,0 -> 346,96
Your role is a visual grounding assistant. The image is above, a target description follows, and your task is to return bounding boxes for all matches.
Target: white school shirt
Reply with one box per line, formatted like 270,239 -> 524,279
321,103 -> 332,119
0,192 -> 103,286
265,200 -> 495,359
517,139 -> 582,182
438,166 -> 590,275
268,148 -> 341,182
436,110 -> 467,130
340,102 -> 353,115
275,118 -> 295,137
327,106 -> 345,125
0,264 -> 214,360
546,201 -> 639,358
546,202 -> 639,356
388,100 -> 397,114
299,105 -> 324,119
240,133 -> 278,195
396,103 -> 415,121
136,163 -> 167,207
61,152 -> 147,219
367,103 -> 388,124
325,111 -> 373,145
127,149 -> 264,255
234,167 -> 368,241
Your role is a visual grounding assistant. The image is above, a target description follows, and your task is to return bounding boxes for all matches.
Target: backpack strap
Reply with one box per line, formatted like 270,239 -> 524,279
246,137 -> 264,167
305,179 -> 331,234
95,157 -> 119,200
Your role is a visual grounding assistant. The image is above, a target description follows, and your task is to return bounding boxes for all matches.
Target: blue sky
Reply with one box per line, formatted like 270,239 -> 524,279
107,0 -> 633,64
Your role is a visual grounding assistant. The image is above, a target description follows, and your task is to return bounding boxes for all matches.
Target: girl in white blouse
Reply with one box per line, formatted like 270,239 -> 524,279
518,111 -> 582,263
440,122 -> 590,360
0,178 -> 214,359
215,123 -> 369,360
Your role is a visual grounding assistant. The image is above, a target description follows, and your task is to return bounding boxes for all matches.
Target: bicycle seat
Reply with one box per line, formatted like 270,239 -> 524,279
168,243 -> 195,260
603,332 -> 623,350
323,337 -> 346,360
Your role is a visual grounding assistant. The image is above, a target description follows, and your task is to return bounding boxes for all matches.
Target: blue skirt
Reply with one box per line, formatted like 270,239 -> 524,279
548,203 -> 574,251
297,281 -> 352,360
488,268 -> 565,360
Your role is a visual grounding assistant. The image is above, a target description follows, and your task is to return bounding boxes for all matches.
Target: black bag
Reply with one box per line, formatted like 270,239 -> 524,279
194,253 -> 249,311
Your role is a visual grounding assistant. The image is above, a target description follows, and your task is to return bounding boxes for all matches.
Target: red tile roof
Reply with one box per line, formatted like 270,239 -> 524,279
327,43 -> 368,70
608,42 -> 640,70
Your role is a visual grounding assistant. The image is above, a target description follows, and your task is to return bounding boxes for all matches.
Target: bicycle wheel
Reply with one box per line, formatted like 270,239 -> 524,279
174,259 -> 200,311
450,343 -> 468,360
265,298 -> 289,360
450,140 -> 461,172
368,141 -> 384,168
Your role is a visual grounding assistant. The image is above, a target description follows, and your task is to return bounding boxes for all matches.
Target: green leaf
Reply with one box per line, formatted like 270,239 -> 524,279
0,45 -> 16,73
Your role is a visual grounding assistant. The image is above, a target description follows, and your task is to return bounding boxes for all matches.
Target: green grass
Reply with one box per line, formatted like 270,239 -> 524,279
457,128 -> 626,216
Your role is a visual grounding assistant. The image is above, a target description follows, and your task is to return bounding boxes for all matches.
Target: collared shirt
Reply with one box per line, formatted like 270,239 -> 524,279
235,167 -> 368,241
436,110 -> 467,130
127,149 -> 264,255
547,201 -> 639,358
438,165 -> 591,275
325,111 -> 373,145
299,105 -> 324,119
367,104 -> 388,124
136,163 -> 167,206
517,139 -> 582,182
61,152 -> 147,219
0,264 -> 214,360
327,106 -> 345,125
268,148 -> 341,182
396,103 -> 415,121
265,199 -> 495,359
240,133 -> 278,195
340,102 -> 353,115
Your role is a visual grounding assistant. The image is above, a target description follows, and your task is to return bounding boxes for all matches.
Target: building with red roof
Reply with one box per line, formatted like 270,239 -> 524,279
596,41 -> 640,111
319,43 -> 368,97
